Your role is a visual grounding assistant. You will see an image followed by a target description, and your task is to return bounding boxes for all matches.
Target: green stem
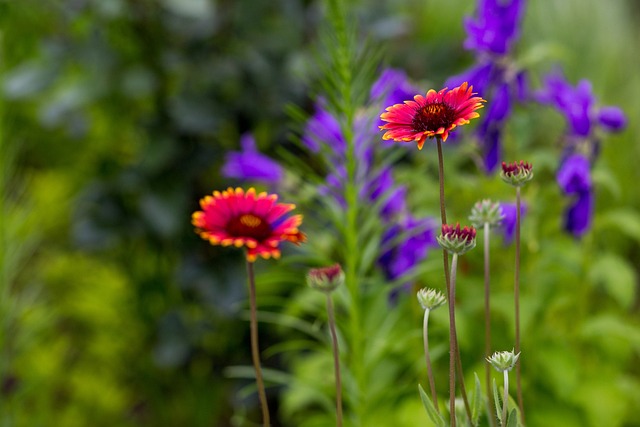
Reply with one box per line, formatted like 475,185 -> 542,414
326,294 -> 344,427
515,187 -> 525,425
247,260 -> 271,427
423,309 -> 439,413
436,138 -> 472,426
448,253 -> 459,427
484,223 -> 497,427
502,371 -> 509,427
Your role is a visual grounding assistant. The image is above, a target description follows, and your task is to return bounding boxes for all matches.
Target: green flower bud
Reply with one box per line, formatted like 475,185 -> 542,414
500,160 -> 534,187
469,199 -> 504,228
307,264 -> 344,293
417,288 -> 446,311
487,350 -> 520,372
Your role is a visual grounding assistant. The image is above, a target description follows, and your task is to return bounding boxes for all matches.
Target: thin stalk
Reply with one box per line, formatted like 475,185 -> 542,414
502,371 -> 509,427
448,253 -> 460,427
326,294 -> 344,427
247,261 -> 271,427
514,187 -> 525,425
423,309 -> 439,413
484,223 -> 497,427
436,138 -> 473,426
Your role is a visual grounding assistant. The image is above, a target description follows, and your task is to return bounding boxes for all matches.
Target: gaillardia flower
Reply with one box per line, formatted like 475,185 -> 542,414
379,82 -> 485,150
192,187 -> 305,262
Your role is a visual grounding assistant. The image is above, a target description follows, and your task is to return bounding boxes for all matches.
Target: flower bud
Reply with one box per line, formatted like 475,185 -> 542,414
500,160 -> 533,187
469,199 -> 504,228
437,223 -> 477,255
487,350 -> 520,372
417,288 -> 446,311
307,264 -> 344,293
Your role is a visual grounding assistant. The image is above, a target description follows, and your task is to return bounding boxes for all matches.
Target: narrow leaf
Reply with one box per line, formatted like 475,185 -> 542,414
506,408 -> 518,427
418,384 -> 446,427
470,372 -> 483,425
492,378 -> 502,423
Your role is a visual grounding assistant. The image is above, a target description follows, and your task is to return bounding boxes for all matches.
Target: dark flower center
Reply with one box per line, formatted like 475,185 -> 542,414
412,102 -> 456,133
227,214 -> 272,241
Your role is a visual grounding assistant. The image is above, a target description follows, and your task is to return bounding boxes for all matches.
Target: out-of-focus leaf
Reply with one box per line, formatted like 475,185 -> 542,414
588,253 -> 636,309
418,384 -> 446,427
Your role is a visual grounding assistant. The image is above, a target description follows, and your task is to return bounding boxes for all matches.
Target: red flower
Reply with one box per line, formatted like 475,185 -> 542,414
192,187 -> 305,262
500,160 -> 534,186
379,82 -> 485,150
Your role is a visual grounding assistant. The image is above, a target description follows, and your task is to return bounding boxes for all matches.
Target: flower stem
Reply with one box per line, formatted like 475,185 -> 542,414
514,187 -> 525,425
436,138 -> 473,426
484,222 -> 497,427
423,309 -> 439,413
247,260 -> 271,426
448,253 -> 460,427
326,294 -> 344,427
502,370 -> 509,427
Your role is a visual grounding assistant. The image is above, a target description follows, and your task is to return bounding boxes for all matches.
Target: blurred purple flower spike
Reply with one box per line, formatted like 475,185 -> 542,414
463,0 -> 526,56
221,133 -> 283,184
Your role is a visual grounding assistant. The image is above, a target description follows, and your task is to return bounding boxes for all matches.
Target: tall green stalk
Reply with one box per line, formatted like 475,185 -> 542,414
436,138 -> 473,425
325,0 -> 364,423
514,187 -> 525,425
484,222 -> 497,427
247,261 -> 271,426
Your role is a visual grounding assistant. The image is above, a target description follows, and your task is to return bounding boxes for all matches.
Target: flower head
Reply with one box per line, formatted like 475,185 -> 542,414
192,187 -> 305,262
417,288 -> 447,311
437,223 -> 477,255
487,350 -> 520,372
557,154 -> 591,194
500,160 -> 533,186
379,82 -> 485,150
307,264 -> 344,293
222,134 -> 284,184
469,199 -> 504,228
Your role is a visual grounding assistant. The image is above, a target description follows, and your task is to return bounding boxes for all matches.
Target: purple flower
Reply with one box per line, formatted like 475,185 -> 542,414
597,106 -> 627,132
475,82 -> 513,172
370,68 -> 421,109
221,133 -> 283,184
379,216 -> 438,283
368,167 -> 407,220
557,154 -> 594,237
446,62 -> 496,97
564,191 -> 593,237
463,0 -> 526,56
302,100 -> 346,154
497,202 -> 527,245
536,70 -> 594,137
557,154 -> 591,194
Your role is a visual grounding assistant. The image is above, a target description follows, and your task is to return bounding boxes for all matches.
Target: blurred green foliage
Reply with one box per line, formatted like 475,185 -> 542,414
1,0 -> 639,426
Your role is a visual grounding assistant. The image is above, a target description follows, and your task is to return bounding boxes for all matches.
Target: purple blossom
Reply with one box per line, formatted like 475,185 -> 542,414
302,100 -> 346,154
536,70 -> 594,137
379,216 -> 438,284
445,62 -> 495,97
597,106 -> 627,132
563,191 -> 593,237
497,202 -> 527,245
370,68 -> 421,108
221,133 -> 283,184
463,0 -> 526,56
368,167 -> 408,220
557,154 -> 594,237
557,154 -> 591,194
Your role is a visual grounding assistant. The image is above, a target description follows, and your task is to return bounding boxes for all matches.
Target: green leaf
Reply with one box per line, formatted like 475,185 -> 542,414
492,378 -> 502,424
506,409 -> 518,427
418,384 -> 446,427
588,253 -> 636,309
470,372 -> 483,425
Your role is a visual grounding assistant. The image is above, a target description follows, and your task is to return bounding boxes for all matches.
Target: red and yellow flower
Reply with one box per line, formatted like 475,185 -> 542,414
192,187 -> 305,262
379,82 -> 485,150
